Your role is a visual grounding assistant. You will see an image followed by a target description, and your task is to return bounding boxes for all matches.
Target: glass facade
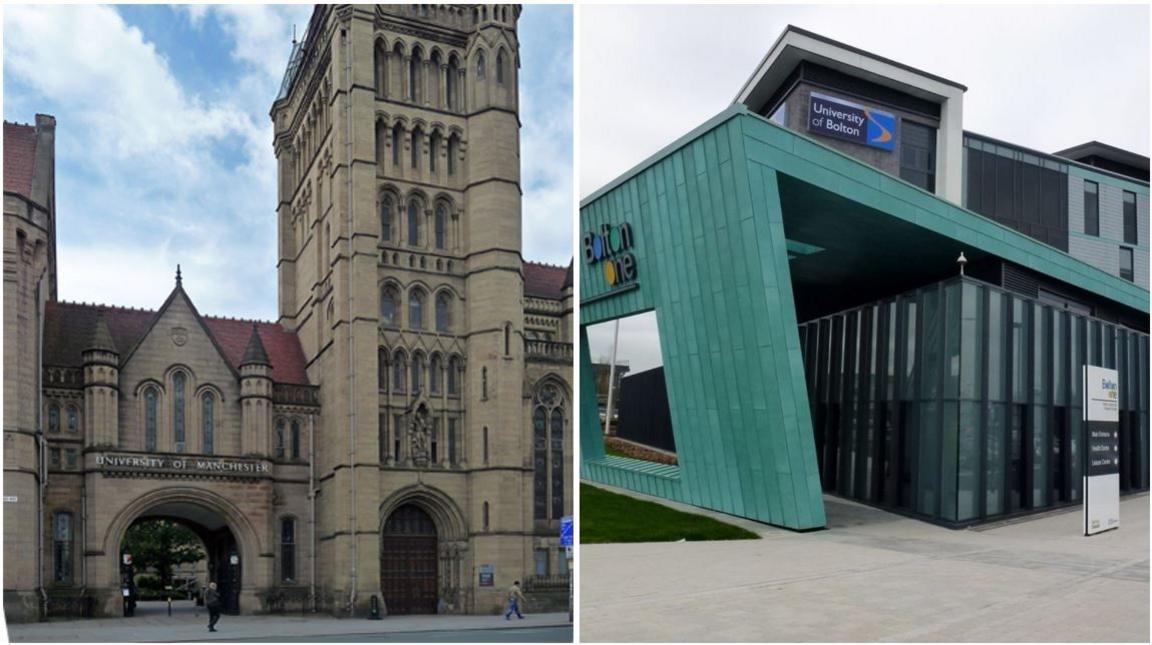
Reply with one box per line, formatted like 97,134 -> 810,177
799,275 -> 1149,525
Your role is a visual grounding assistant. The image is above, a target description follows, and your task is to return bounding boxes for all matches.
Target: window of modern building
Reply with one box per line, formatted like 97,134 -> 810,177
1123,190 -> 1137,245
53,512 -> 73,584
144,388 -> 157,451
1120,247 -> 1134,282
280,517 -> 296,583
202,392 -> 214,455
899,121 -> 936,192
172,372 -> 186,453
1084,181 -> 1099,236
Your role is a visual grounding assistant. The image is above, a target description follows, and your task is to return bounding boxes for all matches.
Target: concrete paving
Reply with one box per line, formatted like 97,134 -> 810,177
580,487 -> 1150,642
3,610 -> 571,643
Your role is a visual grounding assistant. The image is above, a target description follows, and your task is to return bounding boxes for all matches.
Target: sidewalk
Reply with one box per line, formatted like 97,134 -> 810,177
4,610 -> 571,643
581,490 -> 1150,642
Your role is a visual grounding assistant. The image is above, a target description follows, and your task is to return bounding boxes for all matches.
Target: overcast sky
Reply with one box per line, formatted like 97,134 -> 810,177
583,3 -> 1150,374
4,4 -> 572,320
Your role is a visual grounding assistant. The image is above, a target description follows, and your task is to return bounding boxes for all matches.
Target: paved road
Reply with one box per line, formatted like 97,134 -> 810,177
581,488 -> 1150,642
4,611 -> 571,643
222,626 -> 571,642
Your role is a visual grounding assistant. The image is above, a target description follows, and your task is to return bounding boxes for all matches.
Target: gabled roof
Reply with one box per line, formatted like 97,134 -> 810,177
43,301 -> 310,385
524,260 -> 569,299
3,121 -> 38,199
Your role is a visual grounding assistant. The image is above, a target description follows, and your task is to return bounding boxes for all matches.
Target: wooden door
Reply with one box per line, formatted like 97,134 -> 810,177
380,504 -> 438,614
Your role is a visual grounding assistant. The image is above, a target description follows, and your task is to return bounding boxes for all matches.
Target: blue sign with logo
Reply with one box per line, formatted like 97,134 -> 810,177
807,92 -> 896,151
559,516 -> 573,546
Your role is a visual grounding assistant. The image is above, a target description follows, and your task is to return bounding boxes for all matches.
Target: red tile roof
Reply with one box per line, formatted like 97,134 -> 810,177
4,121 -> 39,199
44,301 -> 311,385
523,260 -> 570,299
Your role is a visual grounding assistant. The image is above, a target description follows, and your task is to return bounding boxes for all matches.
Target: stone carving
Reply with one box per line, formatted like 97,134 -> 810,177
170,326 -> 188,347
410,404 -> 431,465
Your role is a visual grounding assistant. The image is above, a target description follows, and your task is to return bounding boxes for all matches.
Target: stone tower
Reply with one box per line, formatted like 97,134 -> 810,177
270,5 -> 531,615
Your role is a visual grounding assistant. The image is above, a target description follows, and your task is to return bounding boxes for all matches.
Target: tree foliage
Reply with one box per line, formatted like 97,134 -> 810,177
121,520 -> 205,587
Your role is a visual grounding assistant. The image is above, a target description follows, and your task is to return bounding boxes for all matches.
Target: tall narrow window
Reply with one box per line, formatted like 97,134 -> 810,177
481,366 -> 488,400
391,123 -> 402,167
409,289 -> 425,329
172,372 -> 186,452
476,51 -> 486,80
429,133 -> 440,173
66,405 -> 78,434
533,407 -> 547,520
551,408 -> 565,519
393,414 -> 404,460
496,51 -> 505,84
144,388 -> 157,451
53,512 -> 73,584
393,351 -> 407,393
380,194 -> 393,241
48,403 -> 60,433
483,426 -> 489,463
275,420 -> 286,459
410,128 -> 421,170
280,517 -> 296,583
483,501 -> 490,531
291,420 -> 301,459
448,356 -> 460,395
408,51 -> 420,101
431,417 -> 439,463
378,348 -> 389,391
430,354 -> 442,394
380,285 -> 399,327
434,205 -> 447,249
448,418 -> 457,466
446,57 -> 458,110
407,200 -> 421,246
412,353 -> 425,394
202,392 -> 215,455
899,121 -> 936,192
1123,191 -> 1137,245
447,135 -> 458,176
374,41 -> 387,97
379,413 -> 389,462
1120,247 -> 1134,282
504,324 -> 511,355
1084,181 -> 1099,236
436,292 -> 450,332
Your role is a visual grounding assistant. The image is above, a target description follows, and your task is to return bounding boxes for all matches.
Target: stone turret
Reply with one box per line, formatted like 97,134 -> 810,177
238,324 -> 273,456
82,314 -> 119,447
561,261 -> 573,344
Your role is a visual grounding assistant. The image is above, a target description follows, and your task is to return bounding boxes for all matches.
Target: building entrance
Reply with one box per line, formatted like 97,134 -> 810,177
380,504 -> 438,615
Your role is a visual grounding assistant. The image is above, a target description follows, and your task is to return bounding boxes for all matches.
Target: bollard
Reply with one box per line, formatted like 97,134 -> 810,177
369,594 -> 382,620
167,596 -> 172,616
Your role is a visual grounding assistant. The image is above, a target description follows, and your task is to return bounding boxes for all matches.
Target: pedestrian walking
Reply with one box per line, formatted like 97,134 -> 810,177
205,581 -> 222,632
505,580 -> 526,620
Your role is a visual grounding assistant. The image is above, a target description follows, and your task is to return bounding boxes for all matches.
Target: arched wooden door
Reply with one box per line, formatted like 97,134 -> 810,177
380,504 -> 438,614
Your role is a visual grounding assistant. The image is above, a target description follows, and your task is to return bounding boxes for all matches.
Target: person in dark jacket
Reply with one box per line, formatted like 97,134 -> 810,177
205,582 -> 222,632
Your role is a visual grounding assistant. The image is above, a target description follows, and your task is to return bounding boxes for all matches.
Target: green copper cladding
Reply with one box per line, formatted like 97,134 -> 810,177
580,106 -> 1149,531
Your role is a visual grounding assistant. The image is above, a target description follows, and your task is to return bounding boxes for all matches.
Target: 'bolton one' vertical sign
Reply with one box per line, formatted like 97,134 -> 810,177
1083,365 -> 1120,536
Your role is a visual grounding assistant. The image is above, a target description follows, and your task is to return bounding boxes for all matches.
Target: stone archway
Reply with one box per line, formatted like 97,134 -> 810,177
377,486 -> 469,614
99,488 -> 264,617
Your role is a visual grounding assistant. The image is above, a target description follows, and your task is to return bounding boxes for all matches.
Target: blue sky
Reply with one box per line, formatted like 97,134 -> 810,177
4,4 -> 573,320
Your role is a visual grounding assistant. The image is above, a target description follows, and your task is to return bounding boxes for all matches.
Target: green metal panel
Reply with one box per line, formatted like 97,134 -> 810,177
579,327 -> 605,474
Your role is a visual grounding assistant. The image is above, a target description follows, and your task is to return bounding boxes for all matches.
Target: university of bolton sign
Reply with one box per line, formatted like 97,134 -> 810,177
95,453 -> 270,478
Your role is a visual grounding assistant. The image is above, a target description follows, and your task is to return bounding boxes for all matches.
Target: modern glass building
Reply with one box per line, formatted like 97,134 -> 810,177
579,26 -> 1148,530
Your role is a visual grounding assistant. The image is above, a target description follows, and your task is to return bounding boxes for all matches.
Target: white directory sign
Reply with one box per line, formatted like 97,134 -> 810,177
1083,365 -> 1120,536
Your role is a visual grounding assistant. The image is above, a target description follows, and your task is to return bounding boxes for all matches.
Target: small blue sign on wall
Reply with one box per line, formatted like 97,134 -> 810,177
807,92 -> 896,151
559,516 -> 573,546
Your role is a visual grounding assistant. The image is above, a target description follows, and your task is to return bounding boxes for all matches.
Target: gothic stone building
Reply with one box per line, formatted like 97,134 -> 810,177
2,4 -> 573,621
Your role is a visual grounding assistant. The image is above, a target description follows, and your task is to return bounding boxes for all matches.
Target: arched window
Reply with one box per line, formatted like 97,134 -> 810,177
430,51 -> 443,107
496,50 -> 506,84
380,284 -> 399,327
532,382 -> 566,520
434,204 -> 447,249
430,354 -> 442,394
391,123 -> 402,167
447,135 -> 458,176
53,511 -> 73,583
429,132 -> 440,174
409,289 -> 425,329
172,372 -> 186,452
380,193 -> 393,241
446,56 -> 459,110
48,403 -> 60,433
447,356 -> 460,395
280,517 -> 296,583
66,405 -> 78,434
407,200 -> 421,246
202,392 -> 215,455
410,127 -> 422,170
533,407 -> 547,520
551,408 -> 565,519
374,40 -> 387,97
409,48 -> 421,101
375,119 -> 387,168
411,353 -> 425,394
291,420 -> 301,460
436,292 -> 451,332
392,351 -> 407,393
275,419 -> 286,459
378,347 -> 389,391
144,387 -> 157,451
476,51 -> 486,80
